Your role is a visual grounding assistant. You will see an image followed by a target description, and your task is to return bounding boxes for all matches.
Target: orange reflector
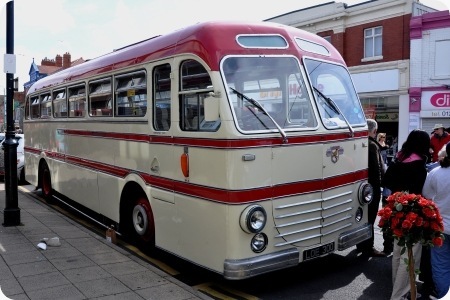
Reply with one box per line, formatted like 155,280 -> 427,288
181,153 -> 189,177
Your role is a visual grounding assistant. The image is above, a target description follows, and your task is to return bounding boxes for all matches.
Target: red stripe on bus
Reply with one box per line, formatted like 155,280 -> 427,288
58,128 -> 368,148
25,146 -> 367,203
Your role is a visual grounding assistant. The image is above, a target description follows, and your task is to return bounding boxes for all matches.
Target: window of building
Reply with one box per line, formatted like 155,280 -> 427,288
364,26 -> 382,60
115,71 -> 147,117
434,40 -> 450,77
323,36 -> 331,43
153,64 -> 171,131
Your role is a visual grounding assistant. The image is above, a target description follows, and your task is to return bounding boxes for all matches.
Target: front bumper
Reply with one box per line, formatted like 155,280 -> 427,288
223,223 -> 372,280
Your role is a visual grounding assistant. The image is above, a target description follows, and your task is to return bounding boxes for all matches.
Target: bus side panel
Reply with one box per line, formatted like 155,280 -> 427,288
24,152 -> 39,186
97,173 -> 122,222
58,163 -> 99,212
172,194 -> 229,273
151,195 -> 178,251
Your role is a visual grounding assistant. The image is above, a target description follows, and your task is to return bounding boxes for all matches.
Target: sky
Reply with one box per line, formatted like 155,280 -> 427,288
0,0 -> 449,93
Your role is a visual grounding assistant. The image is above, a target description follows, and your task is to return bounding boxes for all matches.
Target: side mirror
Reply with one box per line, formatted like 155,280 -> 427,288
204,96 -> 219,121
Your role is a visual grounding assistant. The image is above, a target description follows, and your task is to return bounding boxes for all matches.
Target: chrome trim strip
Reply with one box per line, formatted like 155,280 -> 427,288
275,216 -> 322,228
275,225 -> 322,238
223,248 -> 299,280
275,233 -> 322,246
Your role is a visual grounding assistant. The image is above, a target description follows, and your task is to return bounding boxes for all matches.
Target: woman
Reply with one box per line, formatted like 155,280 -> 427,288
377,132 -> 389,167
382,129 -> 430,300
422,143 -> 450,299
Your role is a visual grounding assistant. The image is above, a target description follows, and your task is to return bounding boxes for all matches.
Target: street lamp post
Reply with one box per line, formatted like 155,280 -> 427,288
3,0 -> 20,226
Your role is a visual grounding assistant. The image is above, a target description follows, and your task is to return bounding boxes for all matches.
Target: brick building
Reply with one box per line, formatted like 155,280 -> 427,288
23,52 -> 85,93
265,0 -> 438,147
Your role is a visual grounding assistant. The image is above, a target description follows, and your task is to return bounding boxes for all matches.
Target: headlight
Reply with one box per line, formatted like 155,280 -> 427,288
358,182 -> 373,205
240,205 -> 267,233
355,207 -> 363,222
251,233 -> 268,253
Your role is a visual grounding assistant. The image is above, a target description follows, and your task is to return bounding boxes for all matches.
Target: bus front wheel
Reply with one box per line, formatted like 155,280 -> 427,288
130,197 -> 155,246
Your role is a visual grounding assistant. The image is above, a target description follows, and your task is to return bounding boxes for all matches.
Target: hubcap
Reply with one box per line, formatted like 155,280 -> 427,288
132,205 -> 148,236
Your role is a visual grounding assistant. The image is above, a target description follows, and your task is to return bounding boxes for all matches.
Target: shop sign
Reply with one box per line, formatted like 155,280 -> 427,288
375,113 -> 399,122
421,91 -> 450,110
420,110 -> 450,118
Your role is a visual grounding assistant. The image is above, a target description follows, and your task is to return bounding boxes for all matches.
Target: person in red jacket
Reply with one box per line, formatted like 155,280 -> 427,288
429,124 -> 450,162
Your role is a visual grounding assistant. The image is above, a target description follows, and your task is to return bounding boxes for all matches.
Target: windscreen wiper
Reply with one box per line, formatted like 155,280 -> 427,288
229,87 -> 288,143
313,86 -> 354,137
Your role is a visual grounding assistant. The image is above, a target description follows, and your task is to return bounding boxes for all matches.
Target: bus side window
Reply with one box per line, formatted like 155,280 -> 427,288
53,89 -> 67,118
180,59 -> 219,132
30,96 -> 40,119
68,85 -> 86,118
115,71 -> 147,117
89,78 -> 112,117
40,94 -> 52,119
24,97 -> 30,120
153,64 -> 171,131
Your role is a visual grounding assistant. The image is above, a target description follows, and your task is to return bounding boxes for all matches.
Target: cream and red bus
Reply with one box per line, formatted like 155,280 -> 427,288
24,21 -> 373,280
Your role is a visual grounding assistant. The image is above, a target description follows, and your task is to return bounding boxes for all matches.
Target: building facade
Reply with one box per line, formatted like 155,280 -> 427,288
410,10 -> 450,134
23,52 -> 85,93
265,0 -> 437,148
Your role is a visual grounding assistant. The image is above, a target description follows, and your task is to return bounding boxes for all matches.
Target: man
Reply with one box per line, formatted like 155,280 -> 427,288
357,118 -> 386,257
429,124 -> 450,162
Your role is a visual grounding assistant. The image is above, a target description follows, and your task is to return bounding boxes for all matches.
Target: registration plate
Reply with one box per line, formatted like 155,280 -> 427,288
303,242 -> 335,261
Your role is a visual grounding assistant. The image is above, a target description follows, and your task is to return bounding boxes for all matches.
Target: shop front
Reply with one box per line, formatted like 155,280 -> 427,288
419,90 -> 450,134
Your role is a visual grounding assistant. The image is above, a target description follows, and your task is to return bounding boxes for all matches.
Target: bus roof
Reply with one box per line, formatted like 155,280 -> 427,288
27,20 -> 343,95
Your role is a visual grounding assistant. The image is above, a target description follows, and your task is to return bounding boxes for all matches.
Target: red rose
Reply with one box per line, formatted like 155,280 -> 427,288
393,228 -> 403,237
402,220 -> 413,230
423,207 -> 435,218
430,222 -> 441,231
406,212 -> 418,222
415,217 -> 423,227
433,237 -> 444,247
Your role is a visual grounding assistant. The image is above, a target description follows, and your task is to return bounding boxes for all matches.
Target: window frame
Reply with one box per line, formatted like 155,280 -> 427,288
363,26 -> 383,61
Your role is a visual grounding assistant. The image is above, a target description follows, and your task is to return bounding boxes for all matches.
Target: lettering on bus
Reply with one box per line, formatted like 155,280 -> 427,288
430,93 -> 450,107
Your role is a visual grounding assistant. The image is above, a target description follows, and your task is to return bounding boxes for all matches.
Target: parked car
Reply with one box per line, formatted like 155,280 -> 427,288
0,133 -> 26,184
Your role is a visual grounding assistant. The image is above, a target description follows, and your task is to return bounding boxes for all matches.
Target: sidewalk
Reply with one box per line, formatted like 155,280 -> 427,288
0,184 -> 211,300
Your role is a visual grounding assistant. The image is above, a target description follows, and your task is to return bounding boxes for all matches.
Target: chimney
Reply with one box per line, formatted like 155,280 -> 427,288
55,54 -> 62,67
41,57 -> 55,66
63,52 -> 71,69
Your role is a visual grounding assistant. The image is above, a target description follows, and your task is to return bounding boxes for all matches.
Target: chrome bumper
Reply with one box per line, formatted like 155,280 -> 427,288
337,223 -> 372,250
223,248 -> 299,280
223,223 -> 371,280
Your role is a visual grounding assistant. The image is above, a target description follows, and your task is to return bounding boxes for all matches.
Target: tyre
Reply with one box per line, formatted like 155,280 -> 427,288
130,196 -> 155,247
40,162 -> 53,202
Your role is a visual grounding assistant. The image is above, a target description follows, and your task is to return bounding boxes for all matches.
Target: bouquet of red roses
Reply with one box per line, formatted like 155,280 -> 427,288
378,191 -> 444,249
377,191 -> 444,300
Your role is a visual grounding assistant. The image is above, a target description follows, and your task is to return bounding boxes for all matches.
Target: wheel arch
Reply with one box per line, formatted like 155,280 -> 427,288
119,177 -> 155,244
